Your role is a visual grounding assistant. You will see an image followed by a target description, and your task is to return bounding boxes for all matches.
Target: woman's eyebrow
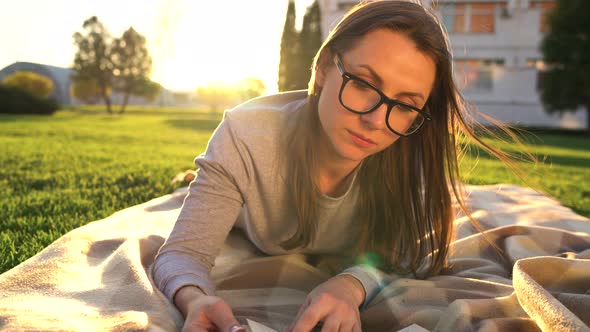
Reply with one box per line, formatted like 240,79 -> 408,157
355,63 -> 384,86
355,63 -> 426,102
395,92 -> 425,104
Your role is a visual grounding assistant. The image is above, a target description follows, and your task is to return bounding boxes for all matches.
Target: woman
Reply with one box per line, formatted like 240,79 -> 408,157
153,1 -> 516,331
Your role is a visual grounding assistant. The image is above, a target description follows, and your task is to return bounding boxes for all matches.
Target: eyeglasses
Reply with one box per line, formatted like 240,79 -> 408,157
333,54 -> 431,137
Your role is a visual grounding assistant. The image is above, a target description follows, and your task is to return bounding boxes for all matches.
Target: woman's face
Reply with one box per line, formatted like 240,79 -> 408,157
316,28 -> 436,164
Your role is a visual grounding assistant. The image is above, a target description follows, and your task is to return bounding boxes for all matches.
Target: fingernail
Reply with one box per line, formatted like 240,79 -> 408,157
229,324 -> 246,332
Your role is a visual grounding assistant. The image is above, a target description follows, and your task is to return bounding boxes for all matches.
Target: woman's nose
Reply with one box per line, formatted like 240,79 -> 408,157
360,103 -> 388,130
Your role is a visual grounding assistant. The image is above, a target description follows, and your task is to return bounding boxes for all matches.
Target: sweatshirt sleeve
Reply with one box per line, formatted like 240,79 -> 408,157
152,110 -> 251,303
337,264 -> 400,311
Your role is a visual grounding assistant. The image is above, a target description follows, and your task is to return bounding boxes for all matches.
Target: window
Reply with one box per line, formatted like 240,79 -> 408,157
526,59 -> 549,91
470,3 -> 497,33
438,4 -> 467,33
454,59 -> 504,91
530,1 -> 556,33
434,2 -> 506,34
526,59 -> 547,70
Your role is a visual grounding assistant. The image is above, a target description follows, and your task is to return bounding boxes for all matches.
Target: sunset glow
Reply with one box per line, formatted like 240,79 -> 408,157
149,0 -> 290,92
0,0 -> 315,93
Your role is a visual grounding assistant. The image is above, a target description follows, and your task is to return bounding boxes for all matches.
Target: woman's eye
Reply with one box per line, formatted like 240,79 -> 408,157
351,79 -> 372,90
397,104 -> 415,113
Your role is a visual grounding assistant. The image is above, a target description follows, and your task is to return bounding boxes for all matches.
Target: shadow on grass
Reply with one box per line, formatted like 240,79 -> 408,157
1,109 -> 225,126
165,118 -> 222,131
514,126 -> 588,138
65,108 -> 220,118
465,147 -> 590,169
464,129 -> 590,168
535,154 -> 590,169
65,105 -> 225,117
0,114 -> 42,122
527,134 -> 590,153
0,111 -> 115,123
478,127 -> 590,153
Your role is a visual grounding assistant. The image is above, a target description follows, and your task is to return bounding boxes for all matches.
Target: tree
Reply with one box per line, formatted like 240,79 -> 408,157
197,79 -> 266,111
111,27 -> 153,113
278,0 -> 298,92
294,0 -> 322,90
72,16 -> 114,113
72,17 -> 157,113
133,79 -> 162,103
237,77 -> 266,101
70,78 -> 110,104
278,0 -> 323,92
2,71 -> 54,99
197,82 -> 236,111
539,0 -> 590,133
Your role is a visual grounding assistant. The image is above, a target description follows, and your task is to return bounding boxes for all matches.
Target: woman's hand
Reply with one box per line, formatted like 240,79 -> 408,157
175,286 -> 245,332
288,275 -> 365,332
181,295 -> 245,332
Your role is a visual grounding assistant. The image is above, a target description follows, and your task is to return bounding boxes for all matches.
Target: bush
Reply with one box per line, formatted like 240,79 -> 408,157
0,85 -> 58,115
2,71 -> 54,99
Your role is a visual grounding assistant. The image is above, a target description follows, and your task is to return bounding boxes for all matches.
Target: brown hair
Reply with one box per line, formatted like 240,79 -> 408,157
280,0 -> 530,277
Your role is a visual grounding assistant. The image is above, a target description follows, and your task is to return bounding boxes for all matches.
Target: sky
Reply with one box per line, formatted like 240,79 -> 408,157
0,0 -> 315,93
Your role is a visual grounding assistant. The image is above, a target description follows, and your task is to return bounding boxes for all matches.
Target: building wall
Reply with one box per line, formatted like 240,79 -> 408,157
317,0 -> 587,129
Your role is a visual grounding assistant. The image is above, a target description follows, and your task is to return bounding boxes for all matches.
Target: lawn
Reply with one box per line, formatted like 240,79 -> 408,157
1,106 -> 589,273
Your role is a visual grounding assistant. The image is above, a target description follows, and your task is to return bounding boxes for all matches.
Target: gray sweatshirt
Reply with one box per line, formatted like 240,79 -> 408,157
152,90 -> 392,310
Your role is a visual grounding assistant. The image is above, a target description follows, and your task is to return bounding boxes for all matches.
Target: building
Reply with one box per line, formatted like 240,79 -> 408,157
317,0 -> 587,129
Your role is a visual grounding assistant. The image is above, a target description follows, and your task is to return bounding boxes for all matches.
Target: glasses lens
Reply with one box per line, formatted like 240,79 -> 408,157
341,78 -> 381,112
340,77 -> 426,136
388,104 -> 425,135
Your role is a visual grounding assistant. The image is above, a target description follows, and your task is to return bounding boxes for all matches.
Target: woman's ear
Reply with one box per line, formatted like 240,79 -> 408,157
314,48 -> 333,88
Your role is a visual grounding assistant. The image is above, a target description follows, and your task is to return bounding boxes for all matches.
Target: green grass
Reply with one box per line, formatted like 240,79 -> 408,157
459,131 -> 590,219
1,106 -> 589,273
0,106 -> 222,273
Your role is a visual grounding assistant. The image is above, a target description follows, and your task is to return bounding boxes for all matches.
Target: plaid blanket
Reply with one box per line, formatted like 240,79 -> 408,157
1,184 -> 589,332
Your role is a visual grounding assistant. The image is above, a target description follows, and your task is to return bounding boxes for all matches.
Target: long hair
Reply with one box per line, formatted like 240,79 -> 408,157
280,0 -> 529,276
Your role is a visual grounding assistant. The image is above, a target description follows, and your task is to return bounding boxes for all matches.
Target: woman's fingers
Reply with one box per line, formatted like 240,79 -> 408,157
319,315 -> 340,332
181,296 -> 244,332
185,328 -> 208,332
332,317 -> 357,332
288,282 -> 362,332
291,299 -> 331,332
291,309 -> 322,332
345,310 -> 361,332
204,300 -> 244,332
287,297 -> 310,331
352,322 -> 362,332
181,311 -> 216,332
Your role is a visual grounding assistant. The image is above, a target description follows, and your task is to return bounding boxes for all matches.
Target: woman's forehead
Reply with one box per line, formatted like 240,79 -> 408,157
341,28 -> 436,98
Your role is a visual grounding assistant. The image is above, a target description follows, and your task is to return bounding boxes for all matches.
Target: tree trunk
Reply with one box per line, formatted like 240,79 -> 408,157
119,91 -> 130,114
586,104 -> 590,136
103,90 -> 113,114
99,81 -> 112,114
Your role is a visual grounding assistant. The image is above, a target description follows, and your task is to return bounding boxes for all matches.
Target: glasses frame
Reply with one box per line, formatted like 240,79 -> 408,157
333,54 -> 432,137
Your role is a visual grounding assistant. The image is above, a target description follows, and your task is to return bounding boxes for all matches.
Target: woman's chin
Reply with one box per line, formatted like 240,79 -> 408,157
334,145 -> 370,163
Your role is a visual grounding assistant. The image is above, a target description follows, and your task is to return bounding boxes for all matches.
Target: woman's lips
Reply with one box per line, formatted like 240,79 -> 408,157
347,130 -> 376,147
